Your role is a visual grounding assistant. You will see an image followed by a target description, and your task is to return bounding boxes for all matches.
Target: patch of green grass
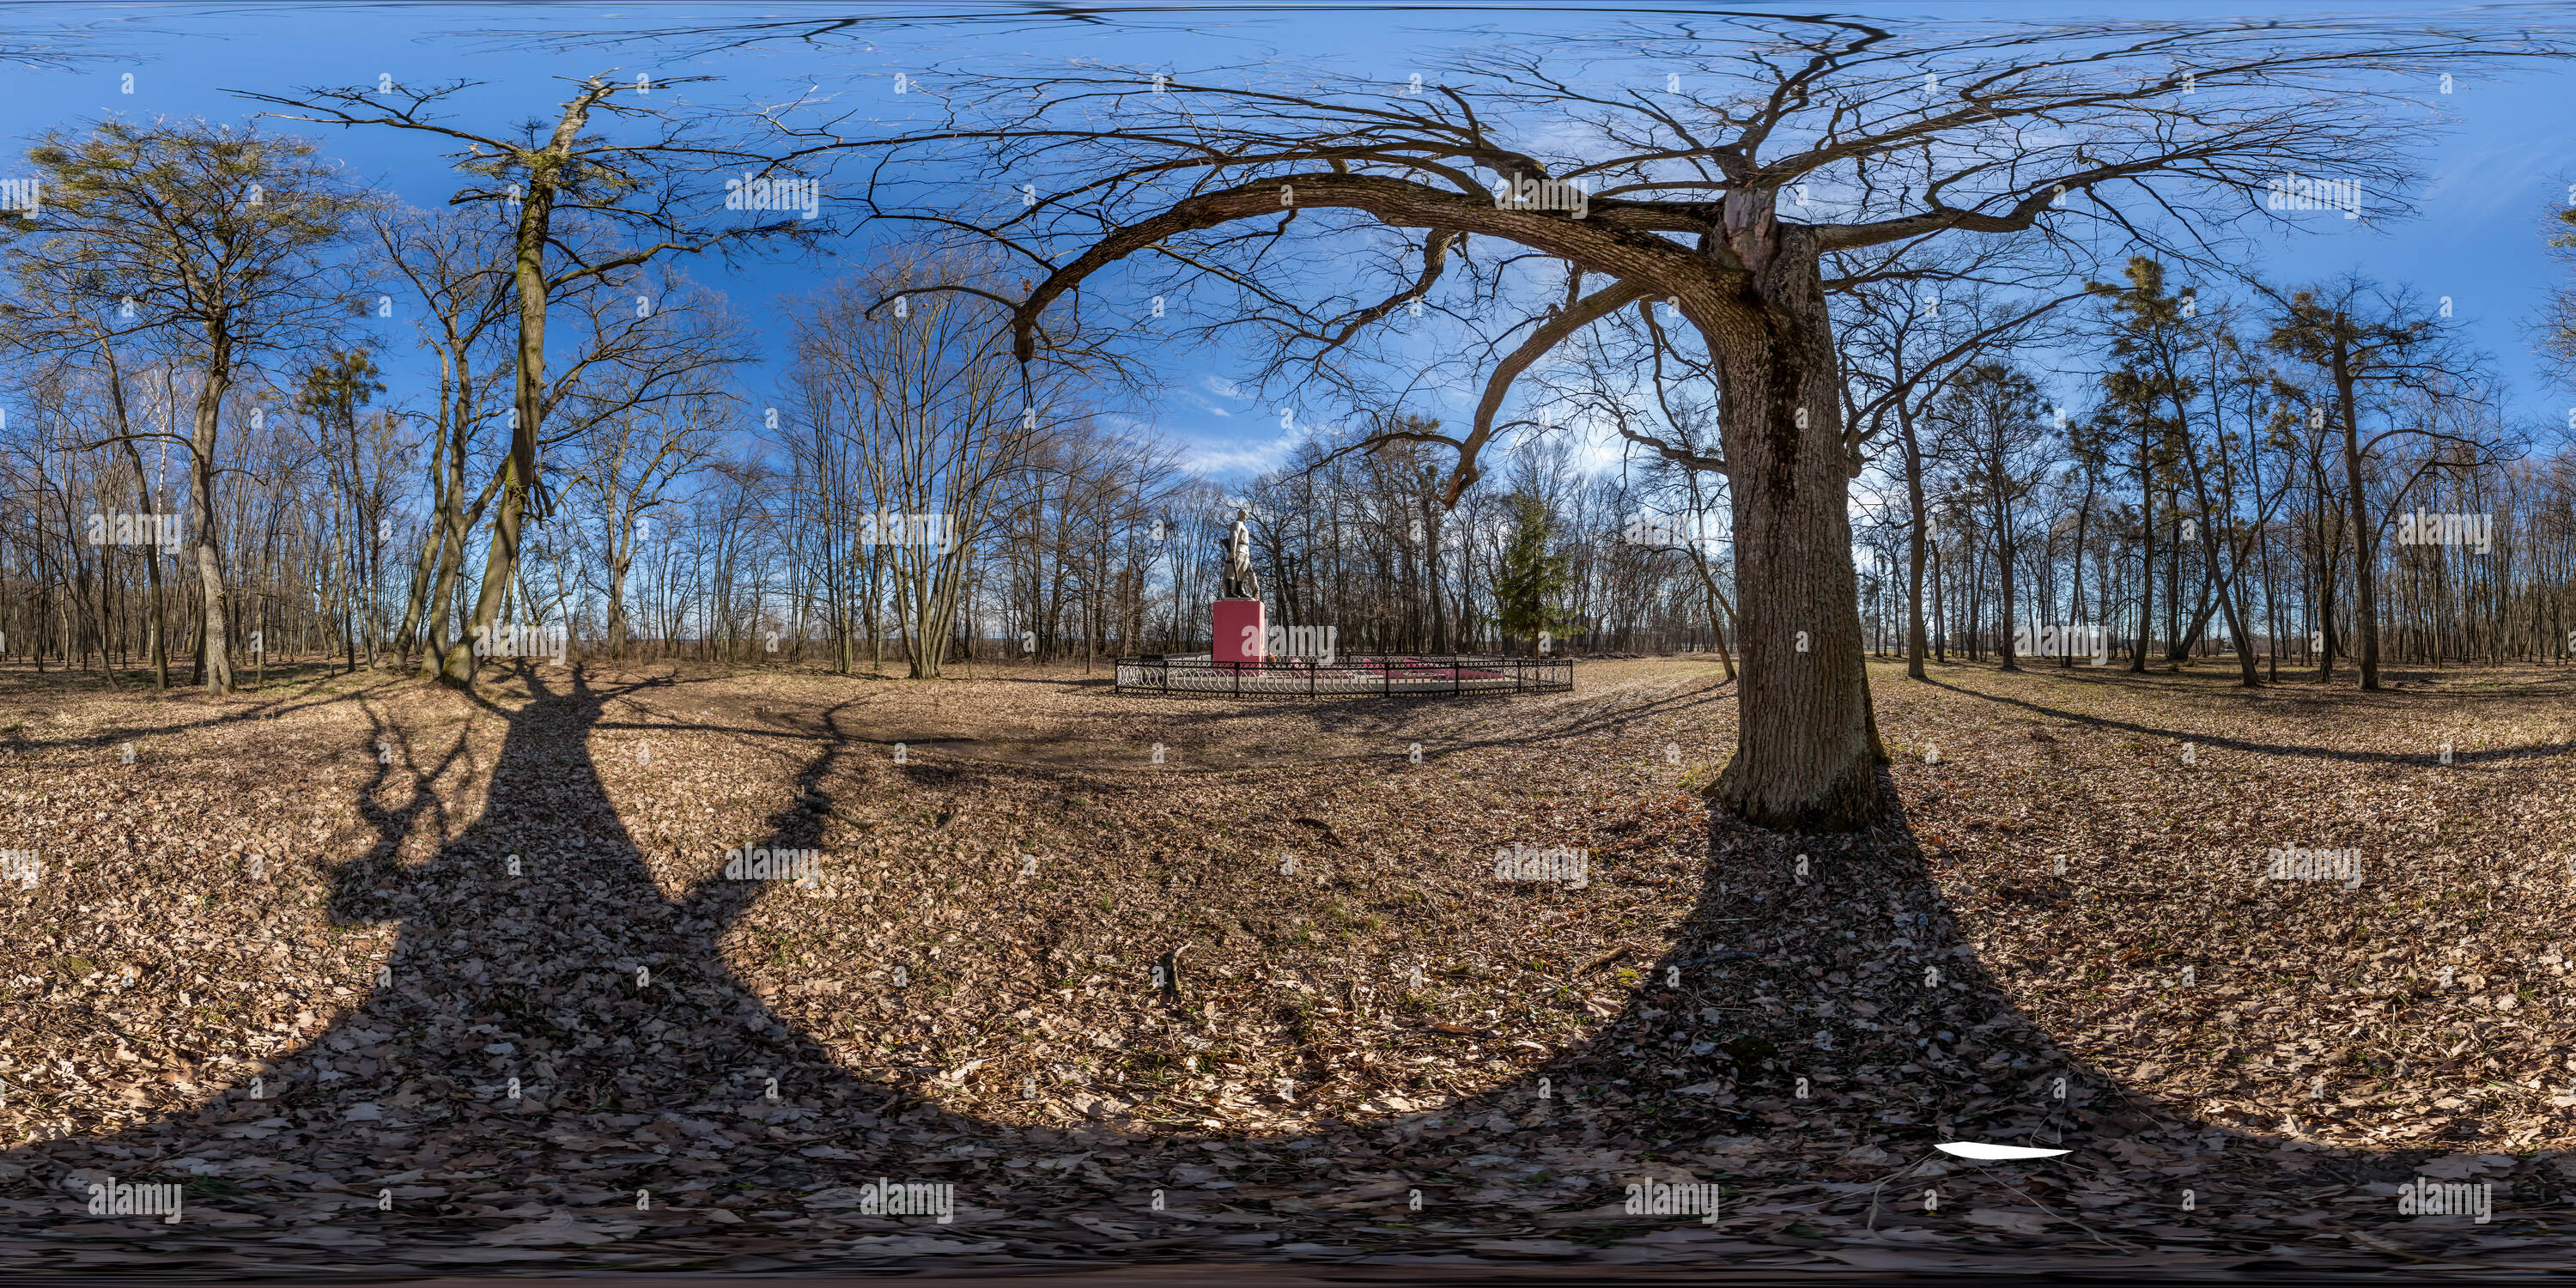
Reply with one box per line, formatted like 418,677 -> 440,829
178,1176 -> 248,1201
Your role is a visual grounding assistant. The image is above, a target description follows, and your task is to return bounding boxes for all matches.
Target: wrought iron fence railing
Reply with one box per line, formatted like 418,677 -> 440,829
1114,653 -> 1572,698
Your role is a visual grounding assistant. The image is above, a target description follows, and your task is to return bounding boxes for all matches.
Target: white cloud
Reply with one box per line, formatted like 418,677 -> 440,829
2421,136 -> 2576,224
1182,438 -> 1289,475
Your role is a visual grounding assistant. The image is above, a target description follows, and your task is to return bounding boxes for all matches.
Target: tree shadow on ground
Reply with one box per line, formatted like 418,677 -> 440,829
4,667 -> 906,1239
0,667 -> 418,761
1920,675 -> 2576,767
0,665 -> 2504,1267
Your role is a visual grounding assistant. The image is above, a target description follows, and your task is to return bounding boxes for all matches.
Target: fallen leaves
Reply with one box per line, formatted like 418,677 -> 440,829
0,657 -> 2570,1274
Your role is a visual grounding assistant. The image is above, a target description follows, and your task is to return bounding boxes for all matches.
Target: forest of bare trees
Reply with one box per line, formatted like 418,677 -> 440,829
4,125 -> 2573,706
1848,258 -> 2573,684
9,222 -> 2569,700
1,15 -> 2573,834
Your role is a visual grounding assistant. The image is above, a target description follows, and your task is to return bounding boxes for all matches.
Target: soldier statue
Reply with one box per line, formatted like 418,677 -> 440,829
1218,508 -> 1261,601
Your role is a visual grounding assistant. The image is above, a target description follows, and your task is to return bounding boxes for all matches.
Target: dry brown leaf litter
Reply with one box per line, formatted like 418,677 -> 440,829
0,655 -> 2570,1273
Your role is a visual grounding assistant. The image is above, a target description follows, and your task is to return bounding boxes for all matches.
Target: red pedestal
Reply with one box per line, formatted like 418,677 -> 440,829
1212,598 -> 1267,670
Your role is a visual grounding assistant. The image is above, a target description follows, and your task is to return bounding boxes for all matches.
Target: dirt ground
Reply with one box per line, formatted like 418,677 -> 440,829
1,653 -> 2573,1274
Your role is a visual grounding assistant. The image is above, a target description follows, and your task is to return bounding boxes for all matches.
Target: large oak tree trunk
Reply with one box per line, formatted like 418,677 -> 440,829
421,468 -> 476,683
1698,216 -> 1884,831
419,374 -> 488,683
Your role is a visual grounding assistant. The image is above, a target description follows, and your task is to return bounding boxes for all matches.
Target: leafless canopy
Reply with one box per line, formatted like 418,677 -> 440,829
826,12 -> 2543,500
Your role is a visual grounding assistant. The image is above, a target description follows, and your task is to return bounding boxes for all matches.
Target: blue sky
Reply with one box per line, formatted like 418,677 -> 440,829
3,1 -> 2571,482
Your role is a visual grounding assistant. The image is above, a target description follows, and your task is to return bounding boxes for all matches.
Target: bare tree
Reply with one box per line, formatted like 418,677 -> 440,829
242,72 -> 829,683
368,204 -> 516,673
844,15 -> 2510,828
1836,244 -> 2083,682
559,281 -> 748,657
293,347 -> 389,672
1926,361 -> 2050,671
0,118 -> 369,694
2267,274 -> 2496,690
787,253 -> 1061,678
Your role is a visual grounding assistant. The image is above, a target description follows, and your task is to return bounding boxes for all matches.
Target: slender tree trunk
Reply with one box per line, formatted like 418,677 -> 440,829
1996,524 -> 2020,671
2066,475 -> 2093,669
2314,454 -> 2337,683
607,532 -> 633,658
2180,439 -> 2263,688
1900,406 -> 1929,682
1684,545 -> 1737,682
438,92 -> 603,685
448,199 -> 551,685
2332,345 -> 2381,690
111,405 -> 170,691
190,365 -> 235,696
2165,494 -> 2184,665
2130,429 -> 2154,675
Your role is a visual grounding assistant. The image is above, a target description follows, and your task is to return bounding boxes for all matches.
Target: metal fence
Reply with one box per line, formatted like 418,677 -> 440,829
1114,653 -> 1573,698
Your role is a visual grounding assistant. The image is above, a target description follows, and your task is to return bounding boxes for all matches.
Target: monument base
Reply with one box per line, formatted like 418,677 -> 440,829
1212,598 -> 1267,671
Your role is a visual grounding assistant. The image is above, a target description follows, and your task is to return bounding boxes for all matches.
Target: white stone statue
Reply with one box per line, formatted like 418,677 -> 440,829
1218,508 -> 1261,600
